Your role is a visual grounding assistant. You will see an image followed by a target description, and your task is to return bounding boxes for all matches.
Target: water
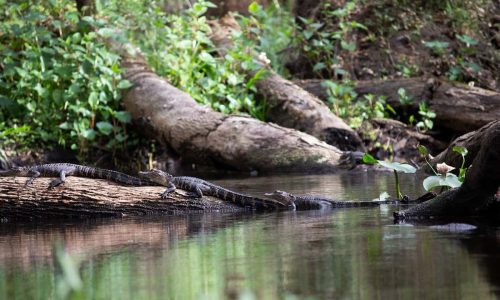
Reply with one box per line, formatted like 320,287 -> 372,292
1,171 -> 499,299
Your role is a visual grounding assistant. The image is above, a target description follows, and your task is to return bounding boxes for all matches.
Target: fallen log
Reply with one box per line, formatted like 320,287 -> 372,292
208,15 -> 364,151
0,176 -> 246,219
395,121 -> 500,220
120,52 -> 351,172
294,77 -> 500,134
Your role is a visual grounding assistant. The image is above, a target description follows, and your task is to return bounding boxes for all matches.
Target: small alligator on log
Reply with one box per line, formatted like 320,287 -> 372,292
139,169 -> 295,211
0,163 -> 156,189
265,190 -> 388,210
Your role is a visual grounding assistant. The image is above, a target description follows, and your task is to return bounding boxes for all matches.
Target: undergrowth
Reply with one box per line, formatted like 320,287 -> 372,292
0,0 -> 134,158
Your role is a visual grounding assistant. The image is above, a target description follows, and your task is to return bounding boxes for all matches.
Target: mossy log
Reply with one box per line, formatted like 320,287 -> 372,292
294,77 -> 500,134
120,52 -> 351,172
208,15 -> 364,151
395,121 -> 500,220
0,176 -> 246,220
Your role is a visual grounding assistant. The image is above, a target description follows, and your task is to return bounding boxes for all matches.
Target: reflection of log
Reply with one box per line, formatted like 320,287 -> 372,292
208,16 -> 364,151
0,177 -> 246,219
395,121 -> 500,219
121,54 -> 349,172
0,214 -> 241,267
294,78 -> 500,133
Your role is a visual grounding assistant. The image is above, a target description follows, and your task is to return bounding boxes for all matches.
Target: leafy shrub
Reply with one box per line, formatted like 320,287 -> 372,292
0,1 -> 133,155
106,0 -> 268,120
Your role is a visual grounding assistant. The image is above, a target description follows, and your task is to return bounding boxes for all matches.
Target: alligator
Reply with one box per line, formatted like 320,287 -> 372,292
138,169 -> 295,211
264,190 -> 383,210
0,163 -> 156,189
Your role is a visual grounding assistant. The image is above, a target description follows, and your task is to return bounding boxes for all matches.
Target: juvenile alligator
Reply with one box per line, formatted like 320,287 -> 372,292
0,163 -> 156,189
265,190 -> 382,210
138,169 -> 295,211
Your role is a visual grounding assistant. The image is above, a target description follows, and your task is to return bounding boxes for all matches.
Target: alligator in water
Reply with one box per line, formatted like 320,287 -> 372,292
0,163 -> 156,189
264,190 -> 383,210
139,169 -> 295,211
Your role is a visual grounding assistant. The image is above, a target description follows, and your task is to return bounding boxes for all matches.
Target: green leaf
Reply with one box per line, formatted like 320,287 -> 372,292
96,121 -> 113,135
417,145 -> 428,156
313,62 -> 326,72
423,40 -> 449,49
443,173 -> 462,188
423,175 -> 442,191
423,173 -> 462,191
81,129 -> 96,140
97,27 -> 116,38
456,35 -> 478,46
452,146 -> 468,157
115,111 -> 131,123
59,122 -> 71,130
117,80 -> 133,89
362,153 -> 378,164
88,92 -> 99,108
248,2 -> 261,15
340,40 -> 356,52
378,161 -> 417,173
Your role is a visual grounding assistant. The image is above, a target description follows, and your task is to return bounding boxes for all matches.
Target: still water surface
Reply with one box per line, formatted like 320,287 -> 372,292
0,171 -> 499,299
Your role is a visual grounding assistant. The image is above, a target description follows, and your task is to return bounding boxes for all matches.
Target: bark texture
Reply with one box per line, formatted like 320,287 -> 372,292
295,77 -> 500,133
0,176 -> 245,219
422,121 -> 499,174
208,15 -> 364,151
121,56 -> 346,172
395,121 -> 500,220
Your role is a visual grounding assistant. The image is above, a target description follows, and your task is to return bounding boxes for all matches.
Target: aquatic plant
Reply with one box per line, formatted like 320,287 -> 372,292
362,153 -> 416,200
419,145 -> 468,192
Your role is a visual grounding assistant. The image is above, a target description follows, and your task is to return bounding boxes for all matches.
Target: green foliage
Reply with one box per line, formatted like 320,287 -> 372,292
324,80 -> 394,128
54,243 -> 84,300
416,101 -> 436,132
296,1 -> 366,78
108,0 -> 268,120
423,40 -> 449,56
0,1 -> 132,155
397,88 -> 435,132
237,2 -> 296,76
362,153 -> 416,199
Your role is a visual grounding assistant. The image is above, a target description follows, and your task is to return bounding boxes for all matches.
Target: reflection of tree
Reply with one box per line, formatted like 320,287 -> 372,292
457,230 -> 500,298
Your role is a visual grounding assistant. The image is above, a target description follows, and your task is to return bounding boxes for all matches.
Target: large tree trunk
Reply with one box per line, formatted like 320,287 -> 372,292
422,121 -> 498,174
208,16 -> 364,151
294,77 -> 500,134
394,121 -> 500,220
0,176 -> 246,220
120,53 -> 349,172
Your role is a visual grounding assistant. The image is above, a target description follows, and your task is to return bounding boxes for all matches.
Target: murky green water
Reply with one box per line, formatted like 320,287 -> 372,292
1,171 -> 499,299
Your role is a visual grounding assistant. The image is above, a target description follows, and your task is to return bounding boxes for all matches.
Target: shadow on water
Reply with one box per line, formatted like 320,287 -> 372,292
0,171 -> 500,299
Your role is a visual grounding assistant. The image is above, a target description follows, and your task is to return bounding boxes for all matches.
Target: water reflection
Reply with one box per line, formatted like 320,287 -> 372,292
0,172 -> 499,299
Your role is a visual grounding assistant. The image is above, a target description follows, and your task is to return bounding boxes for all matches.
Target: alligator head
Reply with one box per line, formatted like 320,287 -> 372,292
264,190 -> 294,202
138,169 -> 173,185
0,166 -> 29,177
